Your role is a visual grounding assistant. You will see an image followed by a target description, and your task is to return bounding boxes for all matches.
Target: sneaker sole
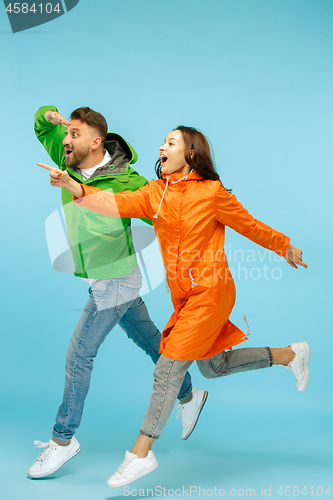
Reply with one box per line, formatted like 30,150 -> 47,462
183,390 -> 208,440
28,446 -> 81,479
298,341 -> 310,392
106,460 -> 159,488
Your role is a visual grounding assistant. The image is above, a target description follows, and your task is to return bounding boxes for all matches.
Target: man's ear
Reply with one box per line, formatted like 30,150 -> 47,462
91,136 -> 102,151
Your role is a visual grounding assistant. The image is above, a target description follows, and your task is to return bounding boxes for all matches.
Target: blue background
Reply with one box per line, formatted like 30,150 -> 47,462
0,0 -> 332,499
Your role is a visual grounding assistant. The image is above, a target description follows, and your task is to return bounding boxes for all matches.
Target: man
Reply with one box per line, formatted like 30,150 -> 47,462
28,106 -> 208,479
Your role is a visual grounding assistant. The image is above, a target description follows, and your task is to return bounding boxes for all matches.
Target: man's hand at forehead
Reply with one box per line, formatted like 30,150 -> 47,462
45,110 -> 70,127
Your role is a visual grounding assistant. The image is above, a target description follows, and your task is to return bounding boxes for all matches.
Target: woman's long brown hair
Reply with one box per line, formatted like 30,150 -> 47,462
155,126 -> 231,191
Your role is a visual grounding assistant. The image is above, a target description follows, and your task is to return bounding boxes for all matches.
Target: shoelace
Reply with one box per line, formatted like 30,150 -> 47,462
115,456 -> 132,478
34,440 -> 50,448
286,359 -> 302,377
175,404 -> 185,427
33,440 -> 56,463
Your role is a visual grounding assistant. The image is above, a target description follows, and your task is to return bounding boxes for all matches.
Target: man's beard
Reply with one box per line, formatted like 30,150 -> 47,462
64,145 -> 90,169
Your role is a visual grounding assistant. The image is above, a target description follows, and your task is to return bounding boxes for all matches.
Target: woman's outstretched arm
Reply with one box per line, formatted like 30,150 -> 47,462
38,162 -> 152,220
215,184 -> 307,269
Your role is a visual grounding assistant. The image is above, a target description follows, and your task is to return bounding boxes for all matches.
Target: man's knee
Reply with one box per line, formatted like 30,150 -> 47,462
65,342 -> 75,365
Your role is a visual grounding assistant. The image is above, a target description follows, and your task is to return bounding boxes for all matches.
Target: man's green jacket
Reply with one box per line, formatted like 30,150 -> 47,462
35,105 -> 151,279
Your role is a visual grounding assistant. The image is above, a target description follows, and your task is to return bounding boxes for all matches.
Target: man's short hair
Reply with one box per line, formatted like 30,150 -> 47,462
71,107 -> 108,145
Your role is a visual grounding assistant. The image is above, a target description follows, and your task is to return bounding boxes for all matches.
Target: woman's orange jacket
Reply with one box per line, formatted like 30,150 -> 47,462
75,171 -> 290,361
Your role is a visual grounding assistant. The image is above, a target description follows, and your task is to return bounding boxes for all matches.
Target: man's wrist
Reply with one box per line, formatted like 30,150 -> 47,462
44,110 -> 53,122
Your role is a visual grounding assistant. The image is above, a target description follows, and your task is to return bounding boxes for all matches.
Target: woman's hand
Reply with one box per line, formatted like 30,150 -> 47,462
38,163 -> 84,198
284,244 -> 307,269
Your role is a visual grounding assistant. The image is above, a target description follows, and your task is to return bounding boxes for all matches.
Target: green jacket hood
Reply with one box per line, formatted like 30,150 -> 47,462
106,132 -> 138,165
66,132 -> 138,181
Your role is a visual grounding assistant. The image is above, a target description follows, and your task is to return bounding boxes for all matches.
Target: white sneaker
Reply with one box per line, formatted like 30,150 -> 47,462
285,341 -> 310,392
106,450 -> 158,488
177,388 -> 208,440
28,437 -> 80,478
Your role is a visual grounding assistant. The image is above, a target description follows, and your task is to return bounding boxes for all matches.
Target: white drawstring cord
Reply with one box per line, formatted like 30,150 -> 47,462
188,268 -> 198,288
242,314 -> 250,339
153,176 -> 170,219
171,175 -> 188,184
153,175 -> 188,219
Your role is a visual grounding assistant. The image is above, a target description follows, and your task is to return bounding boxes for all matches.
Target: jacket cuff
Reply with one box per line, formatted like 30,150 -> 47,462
73,194 -> 83,204
73,183 -> 99,205
275,235 -> 291,257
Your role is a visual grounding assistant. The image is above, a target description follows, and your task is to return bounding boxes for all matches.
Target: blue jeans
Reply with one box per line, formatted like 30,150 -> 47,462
140,348 -> 272,439
53,266 -> 192,441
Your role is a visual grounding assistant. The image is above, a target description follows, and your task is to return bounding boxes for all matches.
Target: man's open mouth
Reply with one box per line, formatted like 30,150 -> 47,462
65,149 -> 73,158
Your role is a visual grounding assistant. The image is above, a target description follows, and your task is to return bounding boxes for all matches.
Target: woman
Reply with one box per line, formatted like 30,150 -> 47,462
39,125 -> 309,488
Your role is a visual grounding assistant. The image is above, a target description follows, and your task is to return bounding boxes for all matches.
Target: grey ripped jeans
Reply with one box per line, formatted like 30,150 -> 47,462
140,347 -> 272,439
